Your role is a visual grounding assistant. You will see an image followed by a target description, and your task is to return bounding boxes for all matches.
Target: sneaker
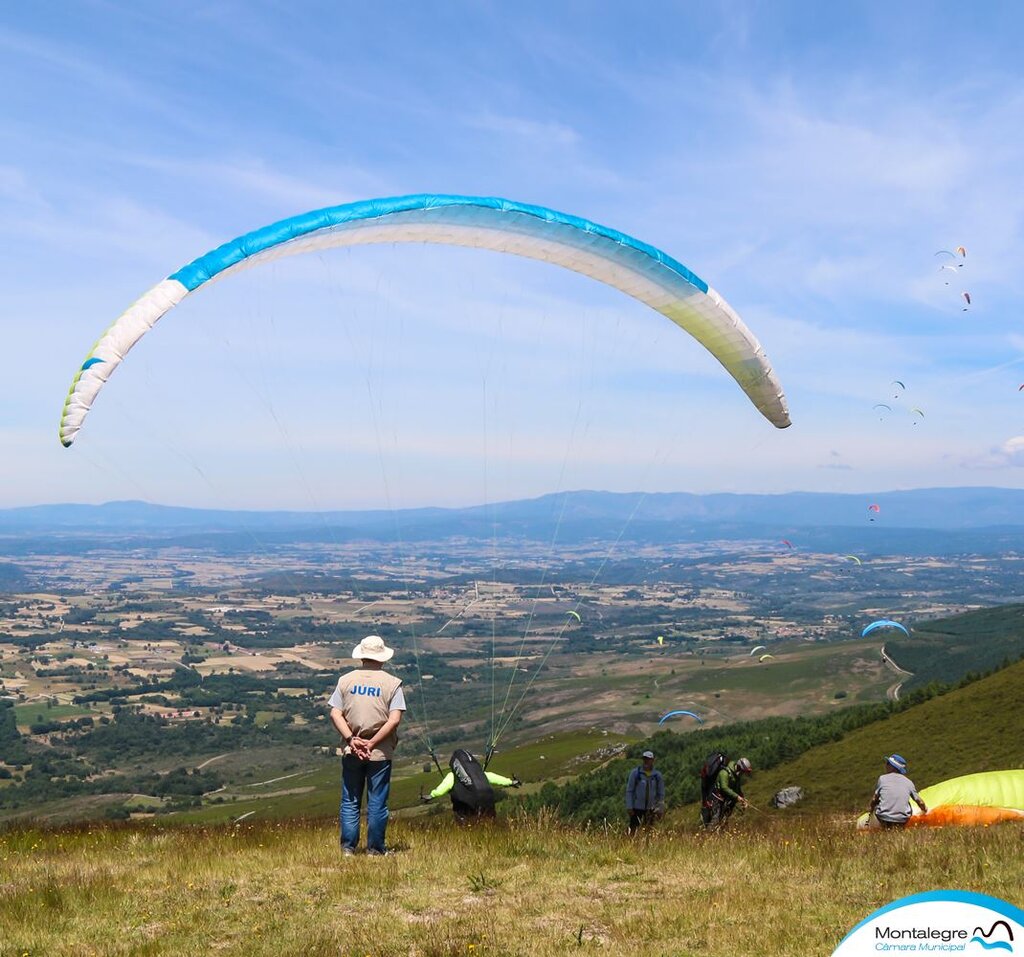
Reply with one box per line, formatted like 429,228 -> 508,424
366,848 -> 388,857
342,847 -> 355,857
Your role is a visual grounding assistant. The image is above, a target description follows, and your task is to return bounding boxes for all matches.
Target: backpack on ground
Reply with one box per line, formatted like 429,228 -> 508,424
700,750 -> 728,804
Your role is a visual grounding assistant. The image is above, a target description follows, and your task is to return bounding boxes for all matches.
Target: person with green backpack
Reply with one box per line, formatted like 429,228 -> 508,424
700,752 -> 753,828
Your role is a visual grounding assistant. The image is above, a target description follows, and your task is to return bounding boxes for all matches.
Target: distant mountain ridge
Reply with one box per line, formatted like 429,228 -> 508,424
2,487 -> 1024,533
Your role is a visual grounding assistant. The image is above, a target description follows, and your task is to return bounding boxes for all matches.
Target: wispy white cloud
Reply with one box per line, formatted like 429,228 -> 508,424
466,112 -> 580,147
962,435 -> 1024,470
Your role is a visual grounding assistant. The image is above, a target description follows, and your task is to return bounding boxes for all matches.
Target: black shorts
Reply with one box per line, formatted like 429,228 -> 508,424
875,816 -> 908,829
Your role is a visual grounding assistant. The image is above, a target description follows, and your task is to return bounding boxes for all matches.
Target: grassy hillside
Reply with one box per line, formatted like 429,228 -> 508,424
169,729 -> 633,826
888,603 -> 1024,690
2,814 -> 1021,957
748,657 -> 1024,812
523,657 -> 1024,825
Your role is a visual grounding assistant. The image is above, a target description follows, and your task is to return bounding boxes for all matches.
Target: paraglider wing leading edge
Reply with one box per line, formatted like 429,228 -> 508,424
60,195 -> 791,447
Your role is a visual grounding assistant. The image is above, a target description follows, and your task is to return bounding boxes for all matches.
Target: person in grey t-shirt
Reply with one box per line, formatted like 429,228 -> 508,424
868,753 -> 928,828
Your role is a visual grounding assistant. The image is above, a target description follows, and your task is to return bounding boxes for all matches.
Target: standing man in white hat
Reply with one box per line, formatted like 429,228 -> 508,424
328,635 -> 405,855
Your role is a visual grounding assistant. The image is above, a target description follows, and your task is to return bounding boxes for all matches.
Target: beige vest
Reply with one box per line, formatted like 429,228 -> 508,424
337,668 -> 403,760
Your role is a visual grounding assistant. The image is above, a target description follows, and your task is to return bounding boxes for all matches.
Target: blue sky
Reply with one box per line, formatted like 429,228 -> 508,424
3,1 -> 1024,509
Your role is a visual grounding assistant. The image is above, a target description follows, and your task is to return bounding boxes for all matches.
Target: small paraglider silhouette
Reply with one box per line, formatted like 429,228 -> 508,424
891,380 -> 906,399
935,247 -> 967,289
910,407 -> 924,425
749,645 -> 767,656
657,635 -> 665,647
861,619 -> 910,638
758,653 -> 775,663
868,503 -> 880,522
657,709 -> 704,726
842,554 -> 863,566
961,291 -> 972,311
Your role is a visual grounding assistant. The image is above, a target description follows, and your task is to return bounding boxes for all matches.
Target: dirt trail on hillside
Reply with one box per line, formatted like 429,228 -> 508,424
880,644 -> 913,701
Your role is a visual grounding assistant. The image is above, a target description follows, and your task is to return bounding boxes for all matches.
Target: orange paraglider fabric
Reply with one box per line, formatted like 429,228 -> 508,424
906,805 -> 1024,828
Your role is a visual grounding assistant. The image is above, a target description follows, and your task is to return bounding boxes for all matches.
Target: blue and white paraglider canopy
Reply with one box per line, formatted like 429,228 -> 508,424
861,619 -> 910,638
59,194 -> 791,447
658,709 -> 705,726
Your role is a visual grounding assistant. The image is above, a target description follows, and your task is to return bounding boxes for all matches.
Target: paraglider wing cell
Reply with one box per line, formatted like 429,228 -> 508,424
59,195 -> 792,447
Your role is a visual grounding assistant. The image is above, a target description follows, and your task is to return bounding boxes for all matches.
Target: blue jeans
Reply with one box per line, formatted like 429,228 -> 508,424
341,755 -> 392,853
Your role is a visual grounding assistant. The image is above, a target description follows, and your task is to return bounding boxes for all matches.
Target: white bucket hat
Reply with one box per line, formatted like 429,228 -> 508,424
352,634 -> 394,663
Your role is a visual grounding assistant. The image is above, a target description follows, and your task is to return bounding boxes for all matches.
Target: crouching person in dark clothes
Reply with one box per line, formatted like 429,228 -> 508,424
422,749 -> 520,822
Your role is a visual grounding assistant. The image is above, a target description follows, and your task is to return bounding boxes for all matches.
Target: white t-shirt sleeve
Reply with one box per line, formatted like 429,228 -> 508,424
389,686 -> 406,711
327,679 -> 344,711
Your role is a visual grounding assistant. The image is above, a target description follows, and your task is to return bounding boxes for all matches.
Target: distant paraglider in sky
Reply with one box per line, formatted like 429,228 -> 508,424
867,504 -> 880,522
861,619 -> 910,638
566,610 -> 582,624
657,635 -> 665,647
657,709 -> 704,726
843,554 -> 863,566
873,403 -> 892,421
749,645 -> 767,656
780,539 -> 794,550
891,380 -> 905,398
934,247 -> 971,308
58,194 -> 793,448
758,653 -> 775,662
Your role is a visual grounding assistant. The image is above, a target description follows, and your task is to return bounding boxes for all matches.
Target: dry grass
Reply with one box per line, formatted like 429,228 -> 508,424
1,813 -> 1021,956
